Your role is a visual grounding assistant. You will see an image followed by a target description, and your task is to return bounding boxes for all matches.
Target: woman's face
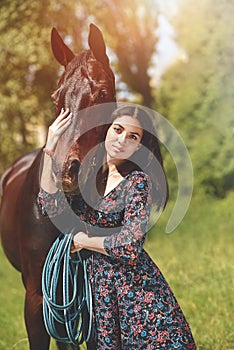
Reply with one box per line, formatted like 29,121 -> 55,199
105,115 -> 143,162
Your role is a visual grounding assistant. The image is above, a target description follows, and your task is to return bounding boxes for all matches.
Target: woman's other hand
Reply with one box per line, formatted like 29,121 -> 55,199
71,231 -> 87,253
71,232 -> 108,256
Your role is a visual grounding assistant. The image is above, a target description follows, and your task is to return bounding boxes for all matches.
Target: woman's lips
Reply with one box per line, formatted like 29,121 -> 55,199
112,145 -> 123,153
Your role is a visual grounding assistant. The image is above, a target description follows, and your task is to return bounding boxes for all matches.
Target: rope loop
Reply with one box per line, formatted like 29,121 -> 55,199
42,229 -> 93,345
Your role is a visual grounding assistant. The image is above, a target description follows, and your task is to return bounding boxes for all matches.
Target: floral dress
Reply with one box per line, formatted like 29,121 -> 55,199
38,170 -> 196,350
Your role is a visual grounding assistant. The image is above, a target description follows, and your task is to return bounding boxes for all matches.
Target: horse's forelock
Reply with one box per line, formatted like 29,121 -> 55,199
51,51 -> 88,113
52,49 -> 115,117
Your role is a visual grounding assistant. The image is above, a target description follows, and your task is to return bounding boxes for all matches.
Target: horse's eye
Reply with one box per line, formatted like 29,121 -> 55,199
99,90 -> 108,99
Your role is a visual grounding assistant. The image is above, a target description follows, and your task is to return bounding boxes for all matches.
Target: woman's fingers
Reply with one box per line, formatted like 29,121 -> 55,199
52,108 -> 72,126
53,114 -> 72,132
55,108 -> 70,122
58,112 -> 73,126
48,109 -> 73,136
45,108 -> 73,150
71,232 -> 84,253
71,241 -> 82,253
71,245 -> 82,253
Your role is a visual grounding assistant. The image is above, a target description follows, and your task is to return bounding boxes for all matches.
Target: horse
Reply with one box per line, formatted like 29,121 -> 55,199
0,23 -> 116,350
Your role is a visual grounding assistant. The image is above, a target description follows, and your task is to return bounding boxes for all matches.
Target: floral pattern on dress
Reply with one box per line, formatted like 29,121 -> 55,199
38,170 -> 196,349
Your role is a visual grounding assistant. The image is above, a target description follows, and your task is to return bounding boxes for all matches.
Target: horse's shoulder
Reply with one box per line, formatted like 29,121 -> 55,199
0,148 -> 41,195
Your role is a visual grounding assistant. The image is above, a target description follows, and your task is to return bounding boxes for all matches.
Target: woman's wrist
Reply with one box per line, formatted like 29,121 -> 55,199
45,131 -> 60,151
44,140 -> 57,152
43,148 -> 55,157
72,232 -> 108,255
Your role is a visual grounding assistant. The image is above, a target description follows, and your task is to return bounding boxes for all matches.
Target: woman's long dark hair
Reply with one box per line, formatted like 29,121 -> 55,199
79,105 -> 169,210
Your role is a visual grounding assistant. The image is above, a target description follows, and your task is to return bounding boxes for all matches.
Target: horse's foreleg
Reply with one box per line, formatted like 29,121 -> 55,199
87,340 -> 96,350
56,341 -> 82,350
56,340 -> 96,350
24,289 -> 50,350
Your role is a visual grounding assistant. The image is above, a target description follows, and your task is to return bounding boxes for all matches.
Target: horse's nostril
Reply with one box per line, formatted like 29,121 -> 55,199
70,158 -> 80,169
67,159 -> 80,177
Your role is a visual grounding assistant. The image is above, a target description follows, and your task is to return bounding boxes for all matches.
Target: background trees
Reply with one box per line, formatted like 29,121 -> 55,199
0,0 -> 233,197
0,3 -> 233,348
90,0 -> 159,106
156,0 -> 234,196
0,0 -> 159,173
0,0 -> 86,172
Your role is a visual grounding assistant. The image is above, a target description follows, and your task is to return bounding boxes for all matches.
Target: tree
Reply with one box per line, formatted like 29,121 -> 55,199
0,0 -> 165,173
87,0 -> 160,106
156,0 -> 234,196
0,0 -> 88,173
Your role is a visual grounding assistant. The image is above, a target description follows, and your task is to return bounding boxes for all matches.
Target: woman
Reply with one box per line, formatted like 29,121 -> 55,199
38,105 -> 196,349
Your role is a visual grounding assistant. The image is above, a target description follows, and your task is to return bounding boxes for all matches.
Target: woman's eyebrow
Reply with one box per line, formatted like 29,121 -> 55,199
113,123 -> 141,137
113,123 -> 123,128
129,131 -> 141,137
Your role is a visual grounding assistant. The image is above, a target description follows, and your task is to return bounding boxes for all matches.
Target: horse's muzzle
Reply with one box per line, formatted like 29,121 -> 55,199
53,157 -> 80,194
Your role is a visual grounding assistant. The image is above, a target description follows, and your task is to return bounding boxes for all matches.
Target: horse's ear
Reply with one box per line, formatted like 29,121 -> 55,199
88,23 -> 110,67
51,27 -> 75,67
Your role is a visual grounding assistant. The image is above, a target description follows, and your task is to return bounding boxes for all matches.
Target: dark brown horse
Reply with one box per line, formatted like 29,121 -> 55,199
0,24 -> 115,350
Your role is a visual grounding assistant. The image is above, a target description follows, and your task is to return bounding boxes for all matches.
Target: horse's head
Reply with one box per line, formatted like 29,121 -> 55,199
50,24 -> 116,193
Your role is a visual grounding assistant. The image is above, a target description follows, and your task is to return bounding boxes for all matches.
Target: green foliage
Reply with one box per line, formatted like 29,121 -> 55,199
146,192 -> 234,349
0,193 -> 233,349
0,0 -> 161,174
0,1 -> 49,171
0,0 -> 233,200
81,0 -> 160,106
156,0 -> 234,197
0,0 -> 89,174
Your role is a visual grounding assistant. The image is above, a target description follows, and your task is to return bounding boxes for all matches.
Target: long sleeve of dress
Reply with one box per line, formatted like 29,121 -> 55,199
37,171 -> 152,261
37,188 -> 71,217
103,172 -> 152,261
37,188 -> 122,230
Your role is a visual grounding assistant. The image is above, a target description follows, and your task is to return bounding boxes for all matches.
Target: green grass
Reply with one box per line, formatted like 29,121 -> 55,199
0,193 -> 233,349
145,193 -> 234,350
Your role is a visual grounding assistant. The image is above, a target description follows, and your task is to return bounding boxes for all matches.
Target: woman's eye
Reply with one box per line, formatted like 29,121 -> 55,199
129,135 -> 137,141
113,127 -> 122,134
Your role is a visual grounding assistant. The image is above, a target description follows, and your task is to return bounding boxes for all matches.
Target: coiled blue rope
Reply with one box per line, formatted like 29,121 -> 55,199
42,230 -> 93,345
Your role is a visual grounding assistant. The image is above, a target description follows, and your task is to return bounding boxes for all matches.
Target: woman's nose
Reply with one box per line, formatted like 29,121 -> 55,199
118,132 -> 127,144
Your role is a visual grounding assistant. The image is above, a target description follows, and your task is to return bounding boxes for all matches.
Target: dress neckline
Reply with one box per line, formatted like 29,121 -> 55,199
102,170 -> 142,199
103,176 -> 126,198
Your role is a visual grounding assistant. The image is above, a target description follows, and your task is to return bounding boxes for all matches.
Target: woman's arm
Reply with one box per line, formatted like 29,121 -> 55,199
40,108 -> 73,193
71,172 -> 152,259
71,232 -> 109,255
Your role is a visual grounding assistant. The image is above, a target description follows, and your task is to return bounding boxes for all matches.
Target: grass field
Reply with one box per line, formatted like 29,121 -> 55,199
0,193 -> 233,350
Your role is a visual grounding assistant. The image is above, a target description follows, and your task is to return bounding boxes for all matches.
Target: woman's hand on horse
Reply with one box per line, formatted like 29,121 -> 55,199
46,108 -> 73,151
